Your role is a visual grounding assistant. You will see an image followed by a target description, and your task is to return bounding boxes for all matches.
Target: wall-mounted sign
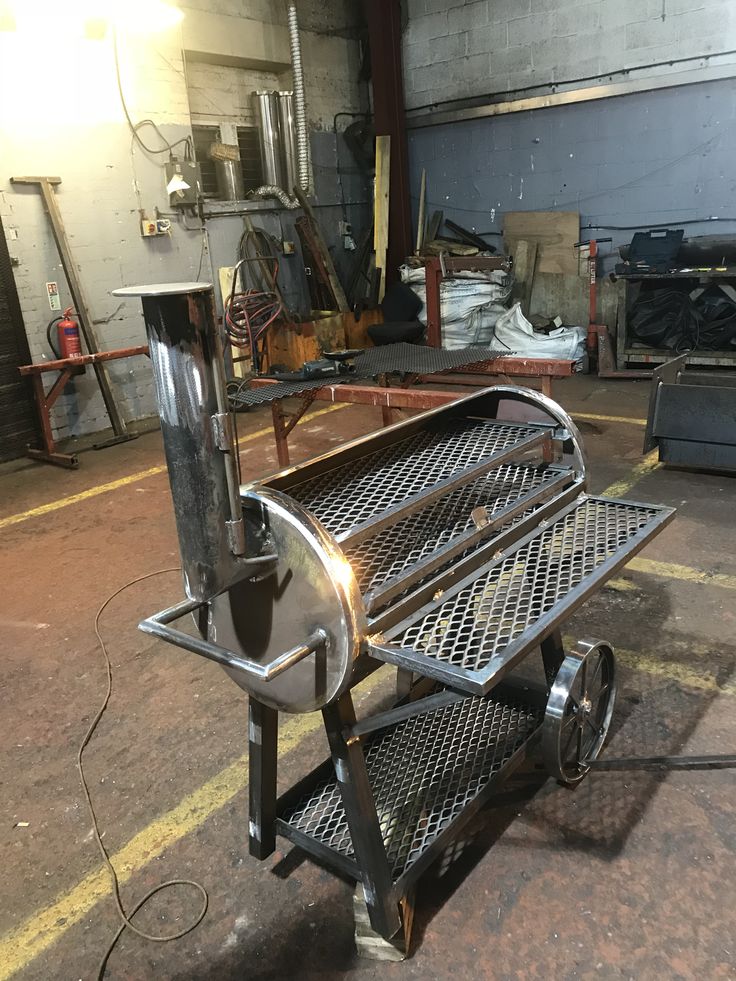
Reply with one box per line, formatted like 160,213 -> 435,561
46,281 -> 61,311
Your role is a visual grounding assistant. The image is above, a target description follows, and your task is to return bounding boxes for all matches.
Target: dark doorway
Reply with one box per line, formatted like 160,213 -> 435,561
0,218 -> 38,462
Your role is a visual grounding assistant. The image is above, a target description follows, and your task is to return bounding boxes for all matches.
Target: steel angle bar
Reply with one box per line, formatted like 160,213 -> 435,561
362,469 -> 576,614
335,429 -> 550,548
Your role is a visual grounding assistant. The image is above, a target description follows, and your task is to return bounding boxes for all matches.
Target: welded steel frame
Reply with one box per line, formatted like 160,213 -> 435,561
269,672 -> 550,940
644,352 -> 736,472
369,495 -> 675,696
140,382 -> 674,947
17,346 -> 149,468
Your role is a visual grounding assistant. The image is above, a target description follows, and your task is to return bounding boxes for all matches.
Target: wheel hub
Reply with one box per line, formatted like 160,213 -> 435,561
542,639 -> 617,786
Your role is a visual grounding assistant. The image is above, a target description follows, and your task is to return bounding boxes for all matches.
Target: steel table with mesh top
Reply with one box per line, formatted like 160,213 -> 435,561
229,342 -> 577,467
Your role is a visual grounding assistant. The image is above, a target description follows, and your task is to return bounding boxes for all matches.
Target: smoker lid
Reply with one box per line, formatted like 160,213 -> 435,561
112,282 -> 212,297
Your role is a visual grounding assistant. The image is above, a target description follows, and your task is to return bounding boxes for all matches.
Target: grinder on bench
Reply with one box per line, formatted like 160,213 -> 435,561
116,282 -> 675,952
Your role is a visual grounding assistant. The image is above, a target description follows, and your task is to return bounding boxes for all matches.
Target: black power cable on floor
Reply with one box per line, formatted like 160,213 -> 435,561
79,569 -> 208,979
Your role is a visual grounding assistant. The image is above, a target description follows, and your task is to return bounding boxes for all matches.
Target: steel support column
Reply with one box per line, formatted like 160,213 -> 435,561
363,0 -> 412,287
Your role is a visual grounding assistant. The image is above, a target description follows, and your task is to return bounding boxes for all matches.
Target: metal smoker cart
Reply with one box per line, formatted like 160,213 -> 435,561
117,283 -> 675,954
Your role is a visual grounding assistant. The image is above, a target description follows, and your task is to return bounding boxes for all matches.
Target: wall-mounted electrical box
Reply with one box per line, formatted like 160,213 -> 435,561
164,159 -> 199,208
141,217 -> 172,238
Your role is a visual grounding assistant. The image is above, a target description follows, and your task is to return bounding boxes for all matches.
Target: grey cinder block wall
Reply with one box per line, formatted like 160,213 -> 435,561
403,0 -> 736,108
403,0 -> 736,266
407,79 -> 736,268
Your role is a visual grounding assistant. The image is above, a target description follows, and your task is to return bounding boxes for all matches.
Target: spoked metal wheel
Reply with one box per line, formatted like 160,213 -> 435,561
542,639 -> 616,786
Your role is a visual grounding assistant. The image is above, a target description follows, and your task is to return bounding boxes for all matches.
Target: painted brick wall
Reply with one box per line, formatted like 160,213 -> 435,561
407,77 -> 736,268
0,27 -> 197,444
1,0 -> 366,446
403,0 -> 736,109
187,63 -> 283,127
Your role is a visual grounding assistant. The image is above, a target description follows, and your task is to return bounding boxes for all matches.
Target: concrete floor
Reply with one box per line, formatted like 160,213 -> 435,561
2,376 -> 735,981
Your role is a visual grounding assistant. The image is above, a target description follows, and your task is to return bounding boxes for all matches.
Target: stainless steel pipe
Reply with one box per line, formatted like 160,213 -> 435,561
253,90 -> 285,189
277,90 -> 297,195
113,282 -> 258,602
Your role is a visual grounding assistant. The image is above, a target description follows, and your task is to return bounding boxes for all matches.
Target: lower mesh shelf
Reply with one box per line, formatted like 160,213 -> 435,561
279,693 -> 543,882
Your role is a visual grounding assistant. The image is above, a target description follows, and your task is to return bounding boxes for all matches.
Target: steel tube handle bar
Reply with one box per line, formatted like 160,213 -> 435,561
139,596 -> 329,682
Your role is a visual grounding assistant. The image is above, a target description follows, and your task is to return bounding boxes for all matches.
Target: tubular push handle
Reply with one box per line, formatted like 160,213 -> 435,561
139,596 -> 329,682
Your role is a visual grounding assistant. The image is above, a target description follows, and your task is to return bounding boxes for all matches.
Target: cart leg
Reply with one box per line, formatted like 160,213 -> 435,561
354,885 -> 415,961
248,698 -> 278,859
542,375 -> 553,399
540,629 -> 565,688
322,694 -> 402,941
27,370 -> 78,467
271,402 -> 291,468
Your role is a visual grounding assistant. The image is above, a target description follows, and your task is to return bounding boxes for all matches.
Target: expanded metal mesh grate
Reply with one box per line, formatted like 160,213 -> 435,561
344,463 -> 564,597
229,377 -> 333,407
228,344 -> 512,408
281,694 -> 542,880
286,419 -> 542,538
352,343 -> 511,377
395,497 -> 660,672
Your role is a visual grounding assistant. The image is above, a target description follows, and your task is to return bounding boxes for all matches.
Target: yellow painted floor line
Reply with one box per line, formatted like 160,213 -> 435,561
0,406 -> 727,976
0,404 -> 347,532
0,466 -> 166,532
616,647 -> 736,697
574,412 -> 647,427
564,635 -> 736,695
600,449 -> 660,499
0,711 -> 325,980
5,624 -> 734,979
627,556 -> 736,592
0,663 -> 384,979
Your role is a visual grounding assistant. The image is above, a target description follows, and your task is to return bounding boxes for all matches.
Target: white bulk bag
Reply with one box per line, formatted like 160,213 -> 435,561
493,303 -> 585,362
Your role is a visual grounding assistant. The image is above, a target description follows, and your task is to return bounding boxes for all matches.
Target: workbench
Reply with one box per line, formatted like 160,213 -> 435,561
247,351 -> 576,466
18,346 -> 149,467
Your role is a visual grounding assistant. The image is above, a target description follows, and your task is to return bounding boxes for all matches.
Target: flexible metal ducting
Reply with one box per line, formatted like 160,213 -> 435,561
252,0 -> 311,207
287,0 -> 310,194
252,184 -> 300,209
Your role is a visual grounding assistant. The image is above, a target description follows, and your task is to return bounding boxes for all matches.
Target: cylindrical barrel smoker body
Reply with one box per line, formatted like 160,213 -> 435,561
112,283 -> 248,603
254,90 -> 285,189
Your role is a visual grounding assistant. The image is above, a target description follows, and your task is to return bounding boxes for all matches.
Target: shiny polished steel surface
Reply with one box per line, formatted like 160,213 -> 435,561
474,385 -> 587,477
373,496 -> 673,695
285,419 -> 546,540
139,597 -> 326,682
280,689 -> 543,882
206,486 -> 365,713
277,91 -> 297,194
253,90 -> 285,189
215,158 -> 245,201
113,282 -> 211,296
542,639 -> 616,786
351,464 -> 574,613
114,283 -> 252,603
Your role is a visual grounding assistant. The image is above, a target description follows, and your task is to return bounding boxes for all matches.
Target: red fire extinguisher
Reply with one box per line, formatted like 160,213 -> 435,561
57,307 -> 82,359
